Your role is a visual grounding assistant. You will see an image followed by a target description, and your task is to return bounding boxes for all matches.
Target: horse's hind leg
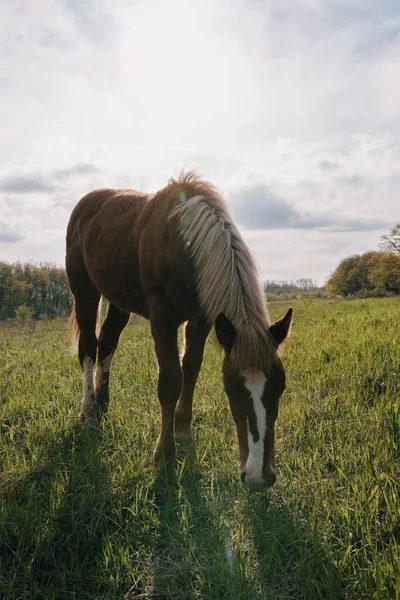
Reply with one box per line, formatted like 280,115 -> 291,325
175,315 -> 210,435
95,303 -> 130,415
72,281 -> 101,425
150,297 -> 182,466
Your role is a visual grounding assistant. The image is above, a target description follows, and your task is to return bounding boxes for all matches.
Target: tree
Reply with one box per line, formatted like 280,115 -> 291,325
326,254 -> 366,296
379,223 -> 400,255
326,251 -> 400,295
0,262 -> 72,319
369,253 -> 400,291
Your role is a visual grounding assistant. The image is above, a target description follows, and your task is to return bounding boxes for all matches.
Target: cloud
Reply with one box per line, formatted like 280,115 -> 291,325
0,163 -> 101,196
0,222 -> 25,243
39,29 -> 72,50
319,160 -> 340,172
0,174 -> 54,194
61,0 -> 119,44
230,183 -> 391,232
0,0 -> 399,285
51,163 -> 100,180
231,185 -> 307,229
329,219 -> 391,232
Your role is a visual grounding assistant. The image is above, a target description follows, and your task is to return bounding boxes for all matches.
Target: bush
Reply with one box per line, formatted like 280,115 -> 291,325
15,305 -> 35,321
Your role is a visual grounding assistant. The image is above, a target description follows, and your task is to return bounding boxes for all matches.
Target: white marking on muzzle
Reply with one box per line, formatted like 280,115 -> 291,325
241,369 -> 267,484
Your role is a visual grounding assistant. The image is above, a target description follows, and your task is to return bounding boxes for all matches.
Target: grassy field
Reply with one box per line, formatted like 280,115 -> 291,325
0,297 -> 399,599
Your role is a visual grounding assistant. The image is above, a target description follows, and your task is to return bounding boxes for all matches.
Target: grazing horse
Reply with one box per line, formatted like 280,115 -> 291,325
66,171 -> 292,490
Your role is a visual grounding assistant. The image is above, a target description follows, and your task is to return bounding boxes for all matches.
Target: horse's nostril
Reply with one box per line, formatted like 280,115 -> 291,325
266,472 -> 276,488
240,471 -> 247,484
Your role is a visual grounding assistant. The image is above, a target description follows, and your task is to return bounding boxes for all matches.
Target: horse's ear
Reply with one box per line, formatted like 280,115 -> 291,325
269,308 -> 293,347
215,314 -> 236,353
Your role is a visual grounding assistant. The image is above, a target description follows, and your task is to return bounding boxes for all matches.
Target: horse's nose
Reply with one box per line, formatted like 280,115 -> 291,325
240,471 -> 276,491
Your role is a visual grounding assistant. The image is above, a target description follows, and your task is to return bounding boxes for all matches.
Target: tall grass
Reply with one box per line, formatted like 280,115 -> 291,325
0,298 -> 399,599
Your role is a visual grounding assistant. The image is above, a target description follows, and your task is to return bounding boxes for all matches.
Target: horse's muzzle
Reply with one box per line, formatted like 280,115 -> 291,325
241,470 -> 276,491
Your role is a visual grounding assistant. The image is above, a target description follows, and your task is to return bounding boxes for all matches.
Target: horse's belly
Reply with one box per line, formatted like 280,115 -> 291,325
84,227 -> 148,317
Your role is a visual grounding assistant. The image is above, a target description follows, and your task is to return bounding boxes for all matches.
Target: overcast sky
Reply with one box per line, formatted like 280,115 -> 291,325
1,0 -> 399,285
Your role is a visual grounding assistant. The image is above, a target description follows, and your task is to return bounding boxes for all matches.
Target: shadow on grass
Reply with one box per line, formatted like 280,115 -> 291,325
0,424 -> 118,599
151,436 -> 252,600
243,491 -> 344,600
0,426 -> 344,600
151,440 -> 344,600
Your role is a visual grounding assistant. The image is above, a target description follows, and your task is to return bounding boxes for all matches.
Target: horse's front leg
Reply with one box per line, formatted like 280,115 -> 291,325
175,315 -> 210,435
150,298 -> 182,466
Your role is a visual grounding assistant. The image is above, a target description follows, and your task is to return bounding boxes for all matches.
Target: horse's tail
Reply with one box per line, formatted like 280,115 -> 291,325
97,296 -> 104,336
69,299 -> 80,354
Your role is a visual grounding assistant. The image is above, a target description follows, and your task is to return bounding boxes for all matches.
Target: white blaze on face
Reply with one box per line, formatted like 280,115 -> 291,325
81,356 -> 95,417
241,369 -> 267,484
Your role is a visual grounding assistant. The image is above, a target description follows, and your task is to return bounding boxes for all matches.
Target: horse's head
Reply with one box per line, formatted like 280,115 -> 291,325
215,309 -> 293,491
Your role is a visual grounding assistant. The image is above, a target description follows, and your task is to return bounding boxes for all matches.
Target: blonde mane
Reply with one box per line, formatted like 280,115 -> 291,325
169,171 -> 276,371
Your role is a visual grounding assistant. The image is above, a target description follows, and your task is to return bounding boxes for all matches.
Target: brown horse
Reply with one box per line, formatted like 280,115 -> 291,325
66,171 -> 292,490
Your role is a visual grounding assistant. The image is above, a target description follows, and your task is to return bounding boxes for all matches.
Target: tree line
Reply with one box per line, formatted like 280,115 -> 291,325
263,278 -> 322,300
0,262 -> 72,320
263,223 -> 400,299
0,224 -> 398,319
326,223 -> 400,296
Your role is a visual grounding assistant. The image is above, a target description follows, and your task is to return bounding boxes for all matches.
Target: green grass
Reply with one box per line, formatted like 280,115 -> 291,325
0,298 -> 399,599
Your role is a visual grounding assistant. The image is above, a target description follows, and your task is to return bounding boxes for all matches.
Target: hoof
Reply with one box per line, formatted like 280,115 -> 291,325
153,442 -> 175,468
80,394 -> 101,427
174,414 -> 192,436
80,408 -> 100,428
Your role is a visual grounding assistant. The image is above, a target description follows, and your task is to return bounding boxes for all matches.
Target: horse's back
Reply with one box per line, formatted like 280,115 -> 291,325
66,189 -> 149,314
67,189 -> 147,248
66,178 -> 213,322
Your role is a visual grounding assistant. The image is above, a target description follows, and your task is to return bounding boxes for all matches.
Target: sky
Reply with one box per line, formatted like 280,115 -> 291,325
0,0 -> 399,286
